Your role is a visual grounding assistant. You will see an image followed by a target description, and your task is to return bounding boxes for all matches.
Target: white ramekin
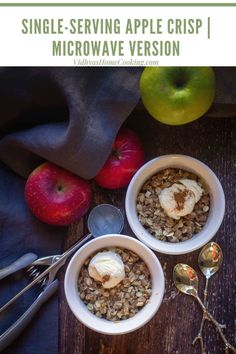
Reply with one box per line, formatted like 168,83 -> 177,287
64,234 -> 165,335
125,155 -> 225,255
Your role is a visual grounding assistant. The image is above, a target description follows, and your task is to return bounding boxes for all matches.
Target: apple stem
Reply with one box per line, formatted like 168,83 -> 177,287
175,78 -> 186,89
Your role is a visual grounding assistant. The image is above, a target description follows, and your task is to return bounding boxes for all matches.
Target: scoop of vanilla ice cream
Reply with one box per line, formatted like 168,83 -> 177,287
159,183 -> 196,220
179,179 -> 203,203
88,251 -> 125,289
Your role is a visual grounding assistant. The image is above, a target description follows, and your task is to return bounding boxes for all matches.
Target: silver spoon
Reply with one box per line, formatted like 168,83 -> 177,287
173,264 -> 236,353
193,242 -> 224,353
0,204 -> 124,351
87,203 -> 124,237
0,204 -> 124,314
198,242 -> 223,299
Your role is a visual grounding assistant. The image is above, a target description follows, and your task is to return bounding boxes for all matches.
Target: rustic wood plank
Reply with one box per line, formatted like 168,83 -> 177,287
59,111 -> 236,354
59,221 -> 85,354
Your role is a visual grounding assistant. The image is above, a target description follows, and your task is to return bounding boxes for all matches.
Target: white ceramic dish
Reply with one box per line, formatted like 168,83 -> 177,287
64,234 -> 165,335
125,155 -> 225,255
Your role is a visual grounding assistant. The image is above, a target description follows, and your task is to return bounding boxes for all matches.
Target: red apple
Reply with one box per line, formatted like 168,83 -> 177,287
95,129 -> 145,189
25,162 -> 92,226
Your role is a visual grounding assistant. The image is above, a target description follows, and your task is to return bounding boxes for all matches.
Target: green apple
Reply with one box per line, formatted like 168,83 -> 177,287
140,67 -> 215,125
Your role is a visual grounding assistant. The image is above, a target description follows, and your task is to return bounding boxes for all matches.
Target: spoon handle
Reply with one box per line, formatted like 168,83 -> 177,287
192,279 -> 209,353
196,296 -> 236,353
203,278 -> 209,305
61,233 -> 93,259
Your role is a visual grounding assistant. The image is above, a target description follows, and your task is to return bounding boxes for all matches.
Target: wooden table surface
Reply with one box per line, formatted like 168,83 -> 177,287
59,108 -> 236,354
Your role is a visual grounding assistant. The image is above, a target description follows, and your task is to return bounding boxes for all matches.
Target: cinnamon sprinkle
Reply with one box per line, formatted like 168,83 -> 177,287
102,274 -> 111,282
174,189 -> 190,211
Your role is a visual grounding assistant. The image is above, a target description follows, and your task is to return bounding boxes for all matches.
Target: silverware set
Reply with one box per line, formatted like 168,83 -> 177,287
173,242 -> 236,354
0,204 -> 124,351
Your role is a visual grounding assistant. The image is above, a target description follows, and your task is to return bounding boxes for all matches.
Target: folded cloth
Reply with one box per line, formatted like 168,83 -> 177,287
0,67 -> 142,353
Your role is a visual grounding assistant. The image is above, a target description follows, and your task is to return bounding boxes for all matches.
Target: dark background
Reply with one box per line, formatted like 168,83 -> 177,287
0,67 -> 235,354
59,107 -> 236,354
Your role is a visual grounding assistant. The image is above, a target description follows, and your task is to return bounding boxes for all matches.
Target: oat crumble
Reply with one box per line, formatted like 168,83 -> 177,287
78,248 -> 152,321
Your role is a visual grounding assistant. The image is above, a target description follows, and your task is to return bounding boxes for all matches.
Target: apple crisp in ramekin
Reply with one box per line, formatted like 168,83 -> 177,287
136,168 -> 210,243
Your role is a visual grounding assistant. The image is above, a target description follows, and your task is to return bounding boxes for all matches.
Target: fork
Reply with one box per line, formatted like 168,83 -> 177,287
0,279 -> 58,352
27,254 -> 62,287
0,231 -> 93,351
0,252 -> 60,352
0,232 -> 92,315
